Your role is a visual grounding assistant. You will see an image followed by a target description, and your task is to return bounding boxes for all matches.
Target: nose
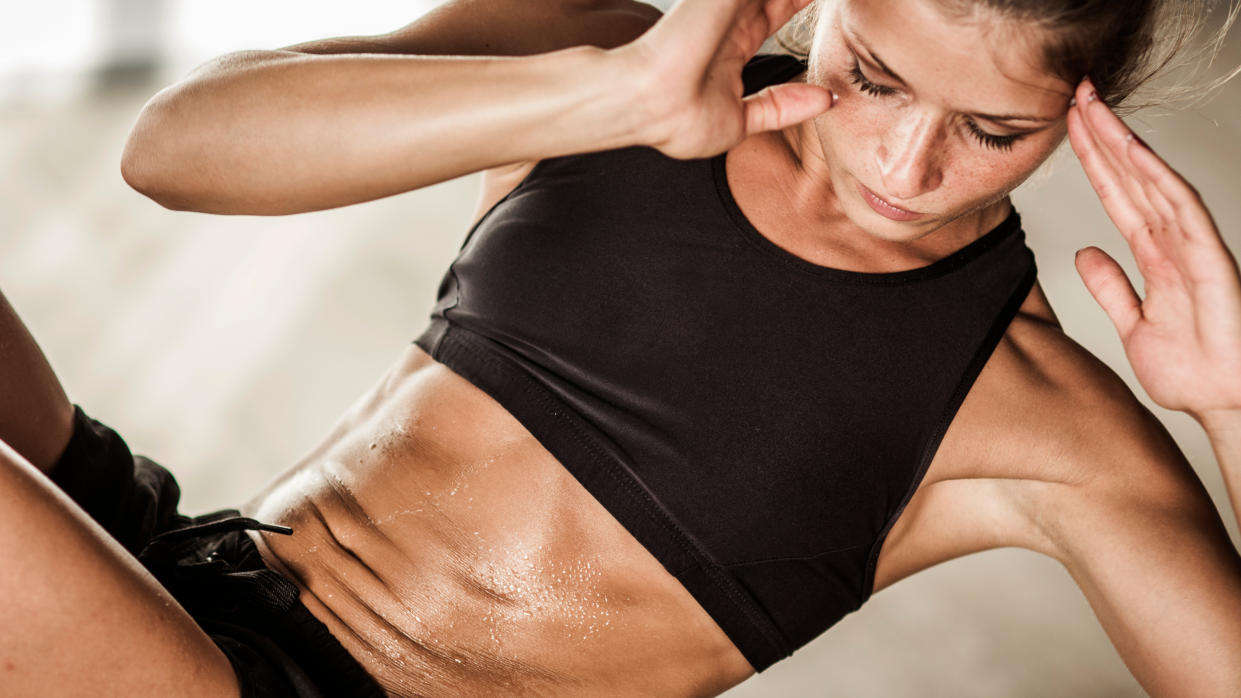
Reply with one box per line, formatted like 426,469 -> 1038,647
875,113 -> 944,201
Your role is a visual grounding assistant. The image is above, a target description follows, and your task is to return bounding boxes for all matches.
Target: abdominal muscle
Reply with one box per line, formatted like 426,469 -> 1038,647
238,344 -> 754,697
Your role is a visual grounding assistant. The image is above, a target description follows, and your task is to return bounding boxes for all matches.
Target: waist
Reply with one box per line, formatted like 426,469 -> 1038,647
240,344 -> 753,697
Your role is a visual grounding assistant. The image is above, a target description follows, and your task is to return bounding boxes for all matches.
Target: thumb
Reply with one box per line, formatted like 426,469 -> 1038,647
1075,246 -> 1142,339
743,83 -> 836,136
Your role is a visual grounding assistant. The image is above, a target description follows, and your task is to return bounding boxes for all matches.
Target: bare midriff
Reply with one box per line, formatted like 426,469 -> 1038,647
239,344 -> 755,697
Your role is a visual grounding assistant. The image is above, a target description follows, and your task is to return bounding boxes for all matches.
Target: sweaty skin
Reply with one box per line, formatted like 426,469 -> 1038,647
241,344 -> 758,697
236,3 -> 1081,696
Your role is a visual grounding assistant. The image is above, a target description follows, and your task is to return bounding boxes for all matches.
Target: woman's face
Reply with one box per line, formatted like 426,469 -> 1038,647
798,0 -> 1074,241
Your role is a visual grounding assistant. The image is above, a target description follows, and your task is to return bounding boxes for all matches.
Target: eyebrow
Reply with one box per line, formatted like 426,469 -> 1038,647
850,33 -> 1058,124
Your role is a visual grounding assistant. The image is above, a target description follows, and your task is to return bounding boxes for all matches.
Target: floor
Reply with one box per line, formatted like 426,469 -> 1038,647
3,26 -> 1241,698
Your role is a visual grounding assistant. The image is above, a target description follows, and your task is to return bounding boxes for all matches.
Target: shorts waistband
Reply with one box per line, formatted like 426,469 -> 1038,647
140,510 -> 292,560
139,509 -> 387,697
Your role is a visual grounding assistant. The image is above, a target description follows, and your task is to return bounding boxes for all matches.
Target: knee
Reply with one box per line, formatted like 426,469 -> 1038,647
0,402 -> 75,475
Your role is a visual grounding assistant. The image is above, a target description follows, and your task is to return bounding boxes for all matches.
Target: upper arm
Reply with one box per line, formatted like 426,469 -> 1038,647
887,302 -> 1241,694
273,0 -> 665,225
277,0 -> 664,57
1034,376 -> 1241,696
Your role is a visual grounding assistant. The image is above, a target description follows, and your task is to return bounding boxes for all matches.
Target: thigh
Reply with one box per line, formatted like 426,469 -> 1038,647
0,439 -> 239,698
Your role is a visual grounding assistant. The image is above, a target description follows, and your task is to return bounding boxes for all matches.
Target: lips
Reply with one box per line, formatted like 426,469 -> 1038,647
856,181 -> 925,222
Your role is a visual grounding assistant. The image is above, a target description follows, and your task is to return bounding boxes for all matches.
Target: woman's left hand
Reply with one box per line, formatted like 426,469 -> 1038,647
1067,77 -> 1241,426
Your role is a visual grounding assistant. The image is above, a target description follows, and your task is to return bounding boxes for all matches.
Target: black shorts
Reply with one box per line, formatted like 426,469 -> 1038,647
47,404 -> 388,698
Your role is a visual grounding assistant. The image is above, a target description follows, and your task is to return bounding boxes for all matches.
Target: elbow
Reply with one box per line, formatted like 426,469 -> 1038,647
120,141 -> 185,212
118,121 -> 155,201
120,91 -> 195,211
120,50 -> 304,215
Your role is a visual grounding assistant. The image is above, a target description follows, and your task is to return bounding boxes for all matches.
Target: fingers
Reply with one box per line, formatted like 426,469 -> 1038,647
657,0 -> 811,63
1066,77 -> 1215,285
1066,93 -> 1151,242
1071,77 -> 1232,283
1075,246 -> 1143,339
1126,137 -> 1223,249
651,0 -> 752,71
1084,103 -> 1184,252
1073,79 -> 1220,243
743,83 -> 835,135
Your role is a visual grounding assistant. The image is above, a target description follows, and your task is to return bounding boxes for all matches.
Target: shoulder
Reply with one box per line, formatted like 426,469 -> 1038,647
966,283 -> 1219,557
1004,305 -> 1190,491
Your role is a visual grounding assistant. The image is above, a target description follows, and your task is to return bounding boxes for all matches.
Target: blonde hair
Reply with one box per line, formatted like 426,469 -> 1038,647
773,0 -> 1241,114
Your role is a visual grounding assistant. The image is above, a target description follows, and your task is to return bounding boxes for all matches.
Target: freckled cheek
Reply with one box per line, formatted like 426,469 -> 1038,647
958,156 -> 1044,204
814,94 -> 894,173
961,129 -> 1065,198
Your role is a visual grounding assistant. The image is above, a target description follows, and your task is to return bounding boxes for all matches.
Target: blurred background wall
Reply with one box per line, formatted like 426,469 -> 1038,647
1,1 -> 1239,695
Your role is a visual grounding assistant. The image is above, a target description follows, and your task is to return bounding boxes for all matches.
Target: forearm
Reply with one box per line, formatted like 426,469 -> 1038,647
121,46 -> 643,215
1198,408 -> 1241,535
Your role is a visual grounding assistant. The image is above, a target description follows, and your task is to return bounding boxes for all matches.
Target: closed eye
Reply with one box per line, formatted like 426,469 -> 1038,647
964,118 -> 1021,151
848,57 -> 1026,153
847,59 -> 897,98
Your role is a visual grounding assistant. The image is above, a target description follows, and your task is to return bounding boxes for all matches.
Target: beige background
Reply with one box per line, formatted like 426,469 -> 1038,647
2,2 -> 1240,696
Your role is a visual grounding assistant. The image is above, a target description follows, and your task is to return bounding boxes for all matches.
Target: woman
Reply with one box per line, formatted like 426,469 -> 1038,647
3,0 -> 1241,695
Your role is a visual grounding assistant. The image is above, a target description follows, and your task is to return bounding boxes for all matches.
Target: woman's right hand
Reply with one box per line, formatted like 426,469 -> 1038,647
613,0 -> 835,160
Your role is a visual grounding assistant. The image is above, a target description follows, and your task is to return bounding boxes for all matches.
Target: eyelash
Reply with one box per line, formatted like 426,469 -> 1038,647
846,60 -> 1022,153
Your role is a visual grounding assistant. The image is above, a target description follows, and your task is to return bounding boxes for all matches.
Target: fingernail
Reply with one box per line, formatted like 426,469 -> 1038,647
1069,97 -> 1077,107
829,89 -> 838,108
1087,91 -> 1098,103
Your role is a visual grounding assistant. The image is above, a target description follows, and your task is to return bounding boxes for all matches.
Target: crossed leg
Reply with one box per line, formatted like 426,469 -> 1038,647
0,289 -> 240,696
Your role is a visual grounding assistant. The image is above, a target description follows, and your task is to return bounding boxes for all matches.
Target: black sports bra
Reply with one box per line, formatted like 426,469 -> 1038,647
413,53 -> 1038,671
